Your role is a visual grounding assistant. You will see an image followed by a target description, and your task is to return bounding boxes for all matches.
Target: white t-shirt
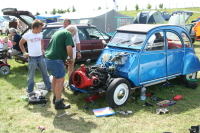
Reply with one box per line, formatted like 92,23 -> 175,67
22,31 -> 43,56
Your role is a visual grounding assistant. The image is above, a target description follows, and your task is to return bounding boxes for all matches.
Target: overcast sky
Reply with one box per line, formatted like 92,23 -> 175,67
0,0 -> 200,15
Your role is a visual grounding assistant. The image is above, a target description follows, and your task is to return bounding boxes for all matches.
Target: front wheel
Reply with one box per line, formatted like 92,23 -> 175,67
106,78 -> 131,108
0,66 -> 10,75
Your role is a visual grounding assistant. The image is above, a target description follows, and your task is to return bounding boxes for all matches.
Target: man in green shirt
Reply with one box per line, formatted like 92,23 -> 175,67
45,25 -> 76,110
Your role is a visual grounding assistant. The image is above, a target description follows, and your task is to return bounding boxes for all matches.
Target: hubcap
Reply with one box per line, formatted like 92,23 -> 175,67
114,83 -> 129,105
186,73 -> 196,80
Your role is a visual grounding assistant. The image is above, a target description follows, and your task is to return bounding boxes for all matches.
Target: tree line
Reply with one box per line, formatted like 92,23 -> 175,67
35,3 -> 164,15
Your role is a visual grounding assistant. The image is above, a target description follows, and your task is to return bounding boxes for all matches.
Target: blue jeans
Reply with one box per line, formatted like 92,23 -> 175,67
46,59 -> 66,79
27,56 -> 51,92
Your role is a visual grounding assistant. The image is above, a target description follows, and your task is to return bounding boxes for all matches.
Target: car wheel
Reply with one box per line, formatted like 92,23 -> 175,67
106,78 -> 130,108
0,66 -> 10,75
181,72 -> 197,84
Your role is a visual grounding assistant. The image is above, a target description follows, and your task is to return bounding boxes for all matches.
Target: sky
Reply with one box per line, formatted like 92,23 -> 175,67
0,0 -> 200,15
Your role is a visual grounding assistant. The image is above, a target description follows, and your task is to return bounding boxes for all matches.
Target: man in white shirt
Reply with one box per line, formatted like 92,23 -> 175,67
19,19 -> 52,93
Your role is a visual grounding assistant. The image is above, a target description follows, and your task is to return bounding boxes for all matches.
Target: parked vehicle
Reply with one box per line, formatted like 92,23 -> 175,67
168,10 -> 196,43
69,24 -> 200,107
1,8 -> 111,64
161,11 -> 171,21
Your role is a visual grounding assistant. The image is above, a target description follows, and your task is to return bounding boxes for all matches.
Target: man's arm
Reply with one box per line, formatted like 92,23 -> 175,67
76,43 -> 81,59
41,39 -> 45,54
19,38 -> 28,57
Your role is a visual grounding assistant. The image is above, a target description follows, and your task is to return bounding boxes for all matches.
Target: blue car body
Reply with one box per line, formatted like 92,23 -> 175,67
69,24 -> 200,107
96,24 -> 200,87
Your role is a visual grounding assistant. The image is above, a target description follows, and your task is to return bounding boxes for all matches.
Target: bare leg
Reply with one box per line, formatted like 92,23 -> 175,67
67,60 -> 75,79
52,76 -> 56,94
55,77 -> 65,100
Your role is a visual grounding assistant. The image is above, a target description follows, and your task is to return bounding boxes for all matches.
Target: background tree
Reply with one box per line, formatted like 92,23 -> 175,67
159,3 -> 163,9
45,11 -> 47,14
57,9 -> 65,13
125,5 -> 127,11
135,4 -> 139,11
147,3 -> 152,9
72,5 -> 76,12
51,8 -> 57,14
98,7 -> 101,10
35,11 -> 40,16
65,8 -> 70,13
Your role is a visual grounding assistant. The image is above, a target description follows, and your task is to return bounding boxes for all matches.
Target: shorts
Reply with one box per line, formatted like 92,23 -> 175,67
45,59 -> 65,79
8,49 -> 21,56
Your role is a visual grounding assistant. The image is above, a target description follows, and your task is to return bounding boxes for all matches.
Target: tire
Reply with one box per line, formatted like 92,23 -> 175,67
106,78 -> 131,108
186,80 -> 198,89
0,66 -> 10,75
181,72 -> 197,84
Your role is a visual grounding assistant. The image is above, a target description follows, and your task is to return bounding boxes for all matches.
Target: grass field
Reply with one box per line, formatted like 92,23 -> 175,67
0,8 -> 200,133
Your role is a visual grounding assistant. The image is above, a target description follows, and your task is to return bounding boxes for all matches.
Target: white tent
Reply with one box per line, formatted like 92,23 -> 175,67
58,9 -> 133,35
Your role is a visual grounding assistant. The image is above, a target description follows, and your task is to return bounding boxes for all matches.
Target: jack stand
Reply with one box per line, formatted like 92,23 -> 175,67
159,81 -> 173,89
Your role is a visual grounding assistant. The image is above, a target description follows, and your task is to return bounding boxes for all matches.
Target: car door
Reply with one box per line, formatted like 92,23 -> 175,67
166,30 -> 184,76
139,31 -> 167,84
78,28 -> 93,61
85,27 -> 110,60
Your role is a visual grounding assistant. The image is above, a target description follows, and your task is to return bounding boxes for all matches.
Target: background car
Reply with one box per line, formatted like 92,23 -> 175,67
1,8 -> 111,63
161,11 -> 171,21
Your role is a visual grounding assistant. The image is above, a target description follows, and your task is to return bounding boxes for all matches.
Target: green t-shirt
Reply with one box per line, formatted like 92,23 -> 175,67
45,29 -> 74,62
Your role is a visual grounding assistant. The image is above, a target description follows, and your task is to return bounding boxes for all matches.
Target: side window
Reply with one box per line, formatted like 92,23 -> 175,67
86,28 -> 104,40
166,32 -> 182,50
78,29 -> 86,40
42,28 -> 59,39
181,32 -> 191,48
145,32 -> 164,51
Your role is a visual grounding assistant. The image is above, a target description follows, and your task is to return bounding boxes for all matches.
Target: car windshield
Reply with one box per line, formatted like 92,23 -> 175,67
110,32 -> 146,48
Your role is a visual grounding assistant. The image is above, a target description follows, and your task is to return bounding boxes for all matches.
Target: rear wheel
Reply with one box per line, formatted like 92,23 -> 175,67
106,78 -> 130,108
0,66 -> 10,75
181,72 -> 197,84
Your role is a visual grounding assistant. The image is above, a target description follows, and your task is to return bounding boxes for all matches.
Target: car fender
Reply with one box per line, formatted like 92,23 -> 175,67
183,52 -> 200,75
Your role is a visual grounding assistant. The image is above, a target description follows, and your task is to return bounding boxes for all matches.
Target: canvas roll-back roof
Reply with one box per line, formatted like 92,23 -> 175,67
116,24 -> 178,33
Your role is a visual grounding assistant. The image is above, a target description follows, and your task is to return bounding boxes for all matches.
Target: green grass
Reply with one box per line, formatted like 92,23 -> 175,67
1,9 -> 200,133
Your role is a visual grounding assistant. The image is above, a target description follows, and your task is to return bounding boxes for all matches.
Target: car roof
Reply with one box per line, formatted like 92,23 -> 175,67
116,24 -> 182,33
44,22 -> 96,28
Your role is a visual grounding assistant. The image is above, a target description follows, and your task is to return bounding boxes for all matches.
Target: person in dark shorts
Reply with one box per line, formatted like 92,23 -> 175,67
45,25 -> 76,110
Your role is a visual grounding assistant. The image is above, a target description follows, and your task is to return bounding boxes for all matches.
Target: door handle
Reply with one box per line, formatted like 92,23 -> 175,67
91,43 -> 97,45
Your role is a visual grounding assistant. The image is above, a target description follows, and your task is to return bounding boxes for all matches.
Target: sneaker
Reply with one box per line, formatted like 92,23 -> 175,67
26,87 -> 33,93
55,100 -> 70,110
53,96 -> 64,104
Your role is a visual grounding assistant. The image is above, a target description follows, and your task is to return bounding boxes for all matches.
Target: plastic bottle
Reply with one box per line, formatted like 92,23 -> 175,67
140,86 -> 146,100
